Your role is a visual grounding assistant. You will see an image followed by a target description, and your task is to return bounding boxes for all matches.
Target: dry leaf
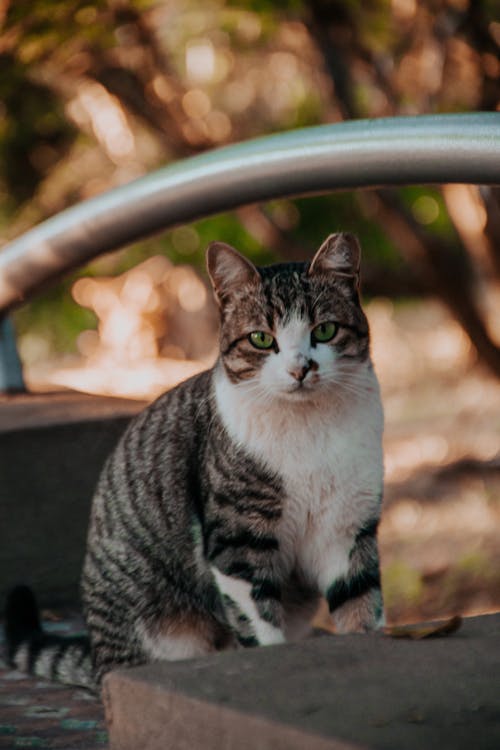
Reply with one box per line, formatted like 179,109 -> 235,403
385,615 -> 462,640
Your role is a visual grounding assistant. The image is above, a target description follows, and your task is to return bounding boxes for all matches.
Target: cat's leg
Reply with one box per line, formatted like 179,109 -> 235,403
207,524 -> 287,647
321,518 -> 384,634
211,566 -> 286,647
137,608 -> 236,662
205,483 -> 286,647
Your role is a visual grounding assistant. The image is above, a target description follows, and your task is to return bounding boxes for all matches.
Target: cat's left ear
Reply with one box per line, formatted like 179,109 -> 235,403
308,233 -> 361,283
206,242 -> 259,304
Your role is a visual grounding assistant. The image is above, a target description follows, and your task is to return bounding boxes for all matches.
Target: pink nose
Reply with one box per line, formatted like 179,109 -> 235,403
288,363 -> 310,382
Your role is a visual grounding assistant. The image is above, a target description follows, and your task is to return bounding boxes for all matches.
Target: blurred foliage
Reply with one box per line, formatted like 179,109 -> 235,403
382,560 -> 425,615
0,58 -> 75,205
0,0 -> 499,359
383,545 -> 500,623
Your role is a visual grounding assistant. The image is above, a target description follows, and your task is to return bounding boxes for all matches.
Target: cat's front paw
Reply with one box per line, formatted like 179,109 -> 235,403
331,588 -> 384,634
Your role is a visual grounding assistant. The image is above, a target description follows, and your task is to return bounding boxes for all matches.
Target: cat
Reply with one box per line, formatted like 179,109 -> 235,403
5,232 -> 384,692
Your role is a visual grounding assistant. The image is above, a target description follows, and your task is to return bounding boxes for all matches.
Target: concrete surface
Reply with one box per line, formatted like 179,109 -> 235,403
104,613 -> 500,750
0,391 -> 144,609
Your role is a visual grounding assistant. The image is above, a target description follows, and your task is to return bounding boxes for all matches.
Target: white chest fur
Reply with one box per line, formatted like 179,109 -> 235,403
214,364 -> 384,590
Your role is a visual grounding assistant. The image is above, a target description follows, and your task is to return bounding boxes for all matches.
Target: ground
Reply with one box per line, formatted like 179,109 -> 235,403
370,296 -> 500,624
0,615 -> 106,749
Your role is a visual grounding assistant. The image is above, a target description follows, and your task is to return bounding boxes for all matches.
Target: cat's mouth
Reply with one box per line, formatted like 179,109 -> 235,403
286,371 -> 320,393
284,380 -> 318,397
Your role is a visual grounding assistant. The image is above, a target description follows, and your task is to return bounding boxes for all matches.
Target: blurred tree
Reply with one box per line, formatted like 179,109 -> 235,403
1,0 -> 499,372
0,54 -> 75,205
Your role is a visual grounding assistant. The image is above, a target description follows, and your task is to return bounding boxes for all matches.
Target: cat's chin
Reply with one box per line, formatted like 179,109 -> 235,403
277,383 -> 322,403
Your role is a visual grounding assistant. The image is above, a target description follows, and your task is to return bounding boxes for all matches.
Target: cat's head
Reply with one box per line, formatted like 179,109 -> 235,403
206,233 -> 371,402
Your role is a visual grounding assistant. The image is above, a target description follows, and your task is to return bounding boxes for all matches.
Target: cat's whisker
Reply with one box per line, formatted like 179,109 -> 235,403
322,375 -> 371,401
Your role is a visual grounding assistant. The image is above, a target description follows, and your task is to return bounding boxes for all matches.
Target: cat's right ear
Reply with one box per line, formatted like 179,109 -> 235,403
206,242 -> 259,304
308,233 -> 361,282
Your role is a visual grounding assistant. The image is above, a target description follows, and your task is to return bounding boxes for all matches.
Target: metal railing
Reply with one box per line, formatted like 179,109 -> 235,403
1,113 -> 499,391
0,317 -> 24,392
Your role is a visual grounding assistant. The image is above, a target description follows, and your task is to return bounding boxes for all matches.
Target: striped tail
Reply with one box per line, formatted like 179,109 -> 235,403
4,585 -> 96,691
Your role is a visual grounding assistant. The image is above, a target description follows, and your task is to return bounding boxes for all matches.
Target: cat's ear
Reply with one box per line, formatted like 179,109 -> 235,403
308,233 -> 361,282
206,242 -> 259,303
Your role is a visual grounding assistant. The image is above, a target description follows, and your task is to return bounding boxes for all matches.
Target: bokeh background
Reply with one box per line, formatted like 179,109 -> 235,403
1,0 -> 500,625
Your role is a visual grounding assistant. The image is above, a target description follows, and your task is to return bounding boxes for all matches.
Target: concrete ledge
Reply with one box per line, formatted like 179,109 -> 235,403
0,390 -> 145,431
104,680 -> 360,750
0,391 -> 144,609
103,613 -> 500,750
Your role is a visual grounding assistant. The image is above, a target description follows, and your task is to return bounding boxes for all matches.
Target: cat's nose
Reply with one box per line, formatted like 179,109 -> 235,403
288,362 -> 310,382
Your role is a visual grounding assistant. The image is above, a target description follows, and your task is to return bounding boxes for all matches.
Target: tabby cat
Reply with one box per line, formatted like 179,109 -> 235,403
5,232 -> 384,692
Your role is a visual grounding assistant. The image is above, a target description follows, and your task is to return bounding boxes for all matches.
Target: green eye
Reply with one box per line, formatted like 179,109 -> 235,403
249,331 -> 275,350
312,322 -> 337,343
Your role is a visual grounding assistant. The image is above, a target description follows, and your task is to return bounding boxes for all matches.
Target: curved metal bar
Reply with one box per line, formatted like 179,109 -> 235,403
1,113 -> 499,312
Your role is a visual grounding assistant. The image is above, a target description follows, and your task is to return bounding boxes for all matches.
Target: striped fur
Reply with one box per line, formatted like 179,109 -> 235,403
5,233 -> 384,691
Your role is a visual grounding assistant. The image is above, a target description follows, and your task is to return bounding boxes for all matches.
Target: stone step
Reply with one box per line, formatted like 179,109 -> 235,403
0,390 -> 145,609
103,613 -> 500,750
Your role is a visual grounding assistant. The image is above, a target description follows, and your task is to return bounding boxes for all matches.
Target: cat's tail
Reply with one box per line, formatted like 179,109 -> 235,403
4,585 -> 96,691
